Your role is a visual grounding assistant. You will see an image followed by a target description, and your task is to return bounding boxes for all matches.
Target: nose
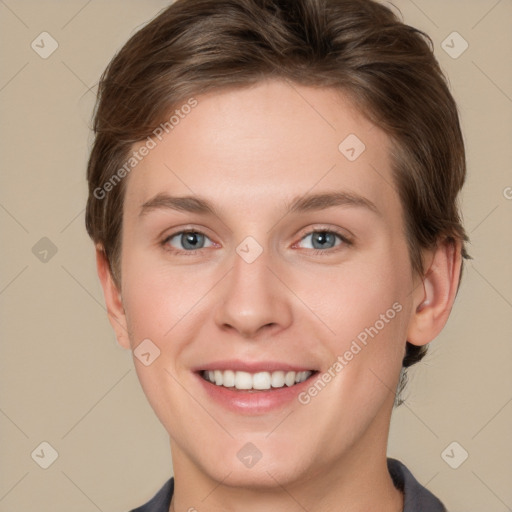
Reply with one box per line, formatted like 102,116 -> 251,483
213,246 -> 293,339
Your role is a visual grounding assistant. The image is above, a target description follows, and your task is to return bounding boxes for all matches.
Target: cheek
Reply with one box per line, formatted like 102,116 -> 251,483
302,245 -> 412,417
300,249 -> 410,349
120,244 -> 206,344
119,255 -> 203,430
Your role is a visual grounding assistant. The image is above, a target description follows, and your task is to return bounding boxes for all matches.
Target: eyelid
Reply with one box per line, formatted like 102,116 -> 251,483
160,224 -> 214,242
293,225 -> 353,246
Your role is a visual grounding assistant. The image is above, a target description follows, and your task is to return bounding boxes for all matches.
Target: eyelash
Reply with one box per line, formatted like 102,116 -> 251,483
160,227 -> 352,256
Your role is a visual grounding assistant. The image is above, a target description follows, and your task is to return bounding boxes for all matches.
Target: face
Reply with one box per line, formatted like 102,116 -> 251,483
112,80 -> 422,488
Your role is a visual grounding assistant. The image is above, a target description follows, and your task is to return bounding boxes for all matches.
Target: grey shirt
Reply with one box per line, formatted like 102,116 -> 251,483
130,458 -> 446,512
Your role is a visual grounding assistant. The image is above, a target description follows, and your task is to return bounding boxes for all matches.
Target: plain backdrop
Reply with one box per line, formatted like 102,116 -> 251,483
1,1 -> 511,511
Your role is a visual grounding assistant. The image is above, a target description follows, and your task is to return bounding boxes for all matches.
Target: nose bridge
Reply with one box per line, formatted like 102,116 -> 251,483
213,240 -> 292,337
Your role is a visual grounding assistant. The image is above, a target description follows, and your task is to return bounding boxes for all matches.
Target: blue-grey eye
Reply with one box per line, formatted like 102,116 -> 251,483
166,231 -> 213,251
299,231 -> 342,250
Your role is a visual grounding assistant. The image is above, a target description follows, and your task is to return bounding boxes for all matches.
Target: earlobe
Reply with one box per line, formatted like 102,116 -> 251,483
407,239 -> 462,346
95,246 -> 131,350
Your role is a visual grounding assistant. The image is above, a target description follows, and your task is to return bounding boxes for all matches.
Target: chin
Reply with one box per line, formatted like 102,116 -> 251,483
205,459 -> 309,491
188,435 -> 318,491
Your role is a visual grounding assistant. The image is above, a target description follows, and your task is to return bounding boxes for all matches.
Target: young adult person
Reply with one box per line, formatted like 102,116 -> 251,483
85,0 -> 469,510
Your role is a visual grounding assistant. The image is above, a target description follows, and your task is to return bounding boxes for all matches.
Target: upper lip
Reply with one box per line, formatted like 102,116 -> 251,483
192,359 -> 316,373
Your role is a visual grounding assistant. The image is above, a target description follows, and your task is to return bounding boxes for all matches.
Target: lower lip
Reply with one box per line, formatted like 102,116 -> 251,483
195,373 -> 316,414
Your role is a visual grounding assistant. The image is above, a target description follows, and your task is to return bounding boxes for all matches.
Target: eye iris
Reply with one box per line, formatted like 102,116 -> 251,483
312,231 -> 336,249
181,232 -> 204,250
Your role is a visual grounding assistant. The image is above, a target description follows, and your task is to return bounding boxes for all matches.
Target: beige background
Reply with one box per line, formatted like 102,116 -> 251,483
1,0 -> 511,511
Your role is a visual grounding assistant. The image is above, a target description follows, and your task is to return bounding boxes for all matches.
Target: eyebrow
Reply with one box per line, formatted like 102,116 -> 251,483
139,191 -> 379,218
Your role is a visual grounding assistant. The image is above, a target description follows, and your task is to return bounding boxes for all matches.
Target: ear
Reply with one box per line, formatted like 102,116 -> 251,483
407,239 -> 462,346
95,245 -> 131,350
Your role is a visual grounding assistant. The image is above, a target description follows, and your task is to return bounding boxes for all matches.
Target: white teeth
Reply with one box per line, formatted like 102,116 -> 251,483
253,372 -> 271,390
235,371 -> 252,390
271,371 -> 285,388
295,371 -> 308,383
202,369 -> 312,390
223,369 -> 235,387
284,371 -> 296,387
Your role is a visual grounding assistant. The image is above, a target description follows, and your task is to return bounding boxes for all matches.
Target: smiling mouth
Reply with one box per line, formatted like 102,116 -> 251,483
200,369 -> 317,391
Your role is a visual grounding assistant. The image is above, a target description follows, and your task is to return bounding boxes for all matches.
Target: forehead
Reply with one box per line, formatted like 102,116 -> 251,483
123,79 -> 398,221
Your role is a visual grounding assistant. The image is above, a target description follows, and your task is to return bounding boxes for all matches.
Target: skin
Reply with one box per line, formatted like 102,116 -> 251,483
96,79 -> 462,512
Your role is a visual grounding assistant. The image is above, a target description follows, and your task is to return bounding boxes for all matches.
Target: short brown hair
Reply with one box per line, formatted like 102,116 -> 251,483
85,0 -> 469,400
